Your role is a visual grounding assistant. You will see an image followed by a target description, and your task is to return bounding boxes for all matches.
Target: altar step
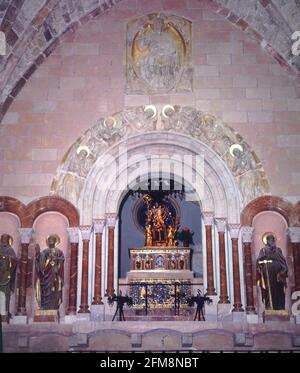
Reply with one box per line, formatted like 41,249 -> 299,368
122,307 -> 197,321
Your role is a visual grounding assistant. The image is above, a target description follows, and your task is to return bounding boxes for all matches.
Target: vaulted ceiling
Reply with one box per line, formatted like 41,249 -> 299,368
0,0 -> 299,123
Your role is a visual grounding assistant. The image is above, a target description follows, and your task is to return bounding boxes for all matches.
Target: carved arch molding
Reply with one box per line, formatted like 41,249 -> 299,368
50,105 -> 270,223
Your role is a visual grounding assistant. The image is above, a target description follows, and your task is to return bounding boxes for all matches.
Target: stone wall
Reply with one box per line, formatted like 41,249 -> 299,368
0,0 -> 299,204
2,321 -> 300,352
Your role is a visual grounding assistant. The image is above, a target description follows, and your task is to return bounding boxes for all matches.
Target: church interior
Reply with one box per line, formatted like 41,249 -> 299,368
0,0 -> 300,352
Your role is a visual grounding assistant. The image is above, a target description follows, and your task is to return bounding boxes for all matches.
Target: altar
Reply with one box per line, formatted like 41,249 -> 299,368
126,195 -> 194,309
127,246 -> 194,308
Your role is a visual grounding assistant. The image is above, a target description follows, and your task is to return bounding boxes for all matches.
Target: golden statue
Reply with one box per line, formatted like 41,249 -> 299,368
143,195 -> 179,247
167,225 -> 176,247
145,223 -> 153,247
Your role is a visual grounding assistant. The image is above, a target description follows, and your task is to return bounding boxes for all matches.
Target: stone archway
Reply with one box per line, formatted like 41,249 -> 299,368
50,105 -> 270,310
51,105 -> 269,223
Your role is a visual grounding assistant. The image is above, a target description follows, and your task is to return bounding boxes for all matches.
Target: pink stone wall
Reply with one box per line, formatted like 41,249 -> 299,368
0,0 -> 299,203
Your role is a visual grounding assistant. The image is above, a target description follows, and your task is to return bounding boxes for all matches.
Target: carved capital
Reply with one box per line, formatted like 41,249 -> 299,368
93,219 -> 105,234
18,228 -> 33,244
106,213 -> 117,227
288,227 -> 300,243
241,226 -> 255,243
67,227 -> 79,243
79,225 -> 92,241
228,224 -> 241,239
202,212 -> 214,226
215,218 -> 227,232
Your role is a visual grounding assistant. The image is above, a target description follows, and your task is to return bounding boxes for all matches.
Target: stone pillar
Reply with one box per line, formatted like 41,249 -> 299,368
242,226 -> 256,313
16,228 -> 33,316
203,212 -> 216,295
215,219 -> 229,304
78,226 -> 92,314
92,219 -> 105,305
105,213 -> 117,297
66,227 -> 79,315
288,227 -> 300,291
229,224 -> 244,312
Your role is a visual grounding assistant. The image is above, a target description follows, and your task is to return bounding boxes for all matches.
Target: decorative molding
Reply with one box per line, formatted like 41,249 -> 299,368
79,225 -> 92,241
51,106 -> 269,211
106,213 -> 117,227
228,224 -> 241,239
241,226 -> 255,243
202,212 -> 215,226
67,227 -> 79,243
93,219 -> 105,234
288,227 -> 300,243
18,228 -> 33,244
215,218 -> 227,233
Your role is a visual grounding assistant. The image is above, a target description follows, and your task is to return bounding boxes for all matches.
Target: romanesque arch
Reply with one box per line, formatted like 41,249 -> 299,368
51,105 -> 269,225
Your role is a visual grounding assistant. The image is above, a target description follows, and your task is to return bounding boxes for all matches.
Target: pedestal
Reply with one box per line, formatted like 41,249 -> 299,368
104,300 -> 116,321
76,313 -> 91,321
263,309 -> 290,323
295,315 -> 300,324
232,311 -> 246,322
34,310 -> 59,322
204,295 -> 218,321
11,315 -> 28,324
217,303 -> 231,321
246,313 -> 259,324
64,315 -> 77,324
91,304 -> 105,321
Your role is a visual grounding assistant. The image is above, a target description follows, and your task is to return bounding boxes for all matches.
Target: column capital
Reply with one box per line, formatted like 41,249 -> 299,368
202,212 -> 214,226
18,228 -> 33,244
215,218 -> 227,232
106,213 -> 117,227
67,227 -> 79,243
93,219 -> 105,234
228,224 -> 241,239
79,225 -> 92,241
288,227 -> 300,243
242,226 -> 255,243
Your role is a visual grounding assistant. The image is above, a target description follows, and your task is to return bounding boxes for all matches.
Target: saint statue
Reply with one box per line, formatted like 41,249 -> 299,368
0,234 -> 17,320
167,225 -> 176,247
257,234 -> 288,310
145,223 -> 152,247
35,235 -> 64,310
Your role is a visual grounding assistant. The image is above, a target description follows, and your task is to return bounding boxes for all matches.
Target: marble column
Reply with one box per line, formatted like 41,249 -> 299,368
105,213 -> 117,297
229,224 -> 244,312
78,226 -> 92,314
66,227 -> 79,315
203,212 -> 216,295
215,219 -> 229,304
242,226 -> 255,313
288,227 -> 300,291
92,219 -> 105,305
16,228 -> 33,316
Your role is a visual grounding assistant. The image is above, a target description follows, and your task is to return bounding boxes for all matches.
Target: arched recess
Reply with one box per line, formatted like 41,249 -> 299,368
240,195 -> 295,314
23,196 -> 79,227
51,105 -> 270,223
0,196 -> 26,226
31,211 -> 70,317
240,195 -> 293,227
